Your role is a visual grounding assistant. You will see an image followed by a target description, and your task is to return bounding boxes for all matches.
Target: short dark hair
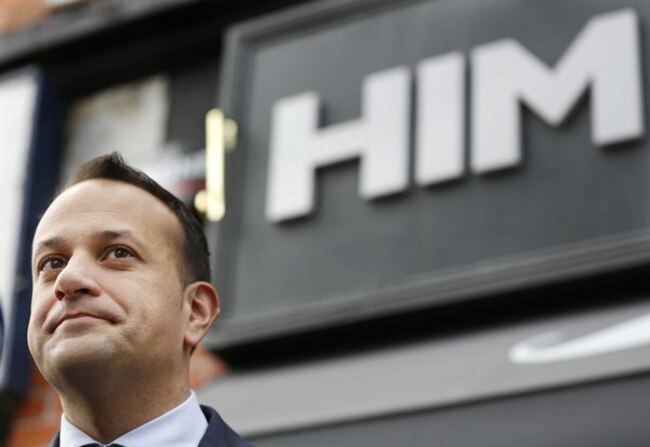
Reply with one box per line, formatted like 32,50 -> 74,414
65,152 -> 210,284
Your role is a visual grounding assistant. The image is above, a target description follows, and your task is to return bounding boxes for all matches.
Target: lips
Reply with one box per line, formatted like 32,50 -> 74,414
53,312 -> 109,331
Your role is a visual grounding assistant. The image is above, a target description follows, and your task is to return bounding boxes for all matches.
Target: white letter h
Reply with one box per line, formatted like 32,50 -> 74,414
266,67 -> 411,222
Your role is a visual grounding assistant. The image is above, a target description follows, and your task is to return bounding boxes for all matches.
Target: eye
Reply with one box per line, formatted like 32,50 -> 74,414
105,246 -> 135,260
38,256 -> 66,272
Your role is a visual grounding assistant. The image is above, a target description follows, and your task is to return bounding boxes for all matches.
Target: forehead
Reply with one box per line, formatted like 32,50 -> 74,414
33,179 -> 181,251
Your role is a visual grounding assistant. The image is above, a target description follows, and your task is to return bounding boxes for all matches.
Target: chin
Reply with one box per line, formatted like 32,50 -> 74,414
42,337 -> 120,383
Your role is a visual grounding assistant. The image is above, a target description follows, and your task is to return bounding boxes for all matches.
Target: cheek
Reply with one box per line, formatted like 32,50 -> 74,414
105,273 -> 176,318
146,265 -> 185,302
27,295 -> 49,341
29,291 -> 51,325
27,312 -> 44,361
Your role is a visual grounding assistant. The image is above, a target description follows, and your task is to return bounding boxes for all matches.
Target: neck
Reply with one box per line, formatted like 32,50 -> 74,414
57,370 -> 190,443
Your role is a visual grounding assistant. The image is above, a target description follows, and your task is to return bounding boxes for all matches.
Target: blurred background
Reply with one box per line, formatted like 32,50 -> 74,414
1,0 -> 650,446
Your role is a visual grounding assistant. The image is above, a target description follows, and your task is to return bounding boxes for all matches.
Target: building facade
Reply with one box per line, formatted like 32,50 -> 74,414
2,0 -> 650,445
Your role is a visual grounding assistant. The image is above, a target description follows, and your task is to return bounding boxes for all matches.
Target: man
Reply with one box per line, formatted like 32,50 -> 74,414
27,153 -> 254,447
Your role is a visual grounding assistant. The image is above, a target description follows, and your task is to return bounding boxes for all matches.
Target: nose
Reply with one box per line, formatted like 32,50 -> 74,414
54,254 -> 101,301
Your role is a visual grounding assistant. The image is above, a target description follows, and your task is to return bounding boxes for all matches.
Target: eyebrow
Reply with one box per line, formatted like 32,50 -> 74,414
97,229 -> 141,244
33,229 -> 146,259
33,237 -> 66,258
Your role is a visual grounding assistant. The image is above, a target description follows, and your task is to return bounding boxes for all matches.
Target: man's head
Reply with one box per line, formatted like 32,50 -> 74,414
27,153 -> 219,392
65,152 -> 210,285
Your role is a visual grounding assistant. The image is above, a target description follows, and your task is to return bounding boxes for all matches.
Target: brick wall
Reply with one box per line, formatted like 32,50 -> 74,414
0,0 -> 49,35
7,348 -> 227,447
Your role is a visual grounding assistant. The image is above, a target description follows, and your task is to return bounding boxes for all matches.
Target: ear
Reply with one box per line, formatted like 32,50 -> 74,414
182,281 -> 221,350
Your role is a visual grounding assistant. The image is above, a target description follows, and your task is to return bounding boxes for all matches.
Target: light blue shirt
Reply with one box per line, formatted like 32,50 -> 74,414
60,391 -> 208,447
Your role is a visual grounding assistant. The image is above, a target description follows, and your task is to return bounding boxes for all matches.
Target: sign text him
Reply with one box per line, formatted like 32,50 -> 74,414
266,9 -> 643,222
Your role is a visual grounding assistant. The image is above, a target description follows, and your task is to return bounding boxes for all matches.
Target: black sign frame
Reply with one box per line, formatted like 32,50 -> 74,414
206,0 -> 650,349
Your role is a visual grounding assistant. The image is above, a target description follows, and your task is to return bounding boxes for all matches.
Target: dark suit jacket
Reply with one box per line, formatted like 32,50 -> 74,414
198,405 -> 255,447
47,405 -> 255,447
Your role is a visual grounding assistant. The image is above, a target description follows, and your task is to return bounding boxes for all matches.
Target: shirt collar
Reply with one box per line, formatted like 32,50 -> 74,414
60,391 -> 208,447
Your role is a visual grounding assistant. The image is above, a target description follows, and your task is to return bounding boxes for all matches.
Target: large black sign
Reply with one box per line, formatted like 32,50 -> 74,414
207,0 -> 650,348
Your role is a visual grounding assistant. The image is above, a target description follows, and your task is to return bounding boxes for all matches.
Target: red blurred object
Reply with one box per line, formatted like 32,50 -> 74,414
0,0 -> 50,35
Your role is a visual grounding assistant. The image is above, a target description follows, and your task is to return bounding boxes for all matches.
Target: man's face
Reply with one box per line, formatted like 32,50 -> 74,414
28,179 -> 190,384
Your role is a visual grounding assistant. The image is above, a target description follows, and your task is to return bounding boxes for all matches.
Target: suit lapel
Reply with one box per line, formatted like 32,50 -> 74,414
47,432 -> 60,447
199,405 -> 254,447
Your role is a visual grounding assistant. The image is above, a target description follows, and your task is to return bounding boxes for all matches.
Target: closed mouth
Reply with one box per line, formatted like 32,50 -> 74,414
55,312 -> 103,329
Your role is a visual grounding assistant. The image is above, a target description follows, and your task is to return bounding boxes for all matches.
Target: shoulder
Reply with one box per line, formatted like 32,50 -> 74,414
199,405 -> 256,447
47,432 -> 60,447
